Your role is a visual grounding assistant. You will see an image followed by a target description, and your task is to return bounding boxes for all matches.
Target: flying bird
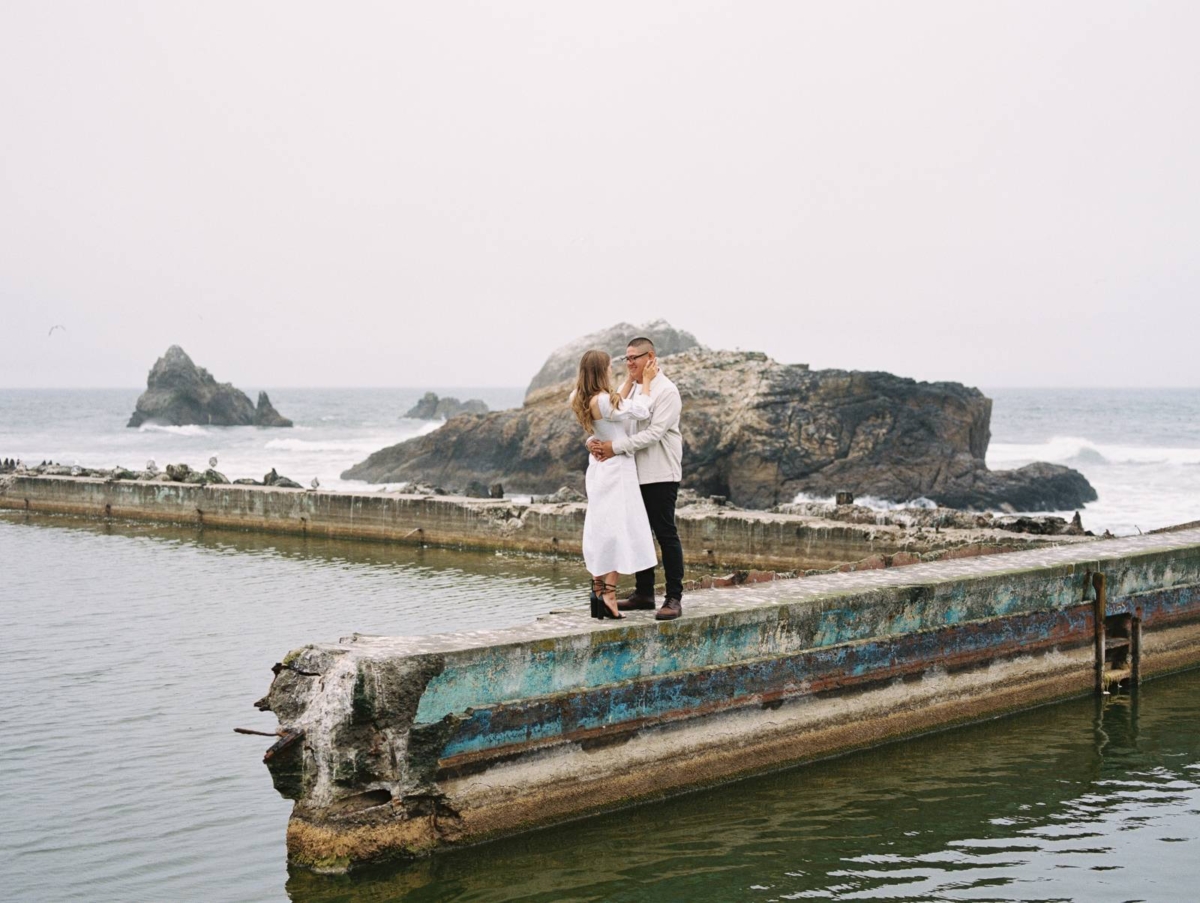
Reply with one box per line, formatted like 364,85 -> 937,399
209,456 -> 218,468
146,459 -> 158,474
310,477 -> 320,490
48,325 -> 66,337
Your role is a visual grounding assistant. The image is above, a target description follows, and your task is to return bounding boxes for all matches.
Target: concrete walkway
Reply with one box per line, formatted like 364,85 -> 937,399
336,526 -> 1200,659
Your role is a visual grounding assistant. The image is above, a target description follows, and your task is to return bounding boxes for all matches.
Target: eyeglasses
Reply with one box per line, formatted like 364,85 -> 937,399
623,351 -> 650,364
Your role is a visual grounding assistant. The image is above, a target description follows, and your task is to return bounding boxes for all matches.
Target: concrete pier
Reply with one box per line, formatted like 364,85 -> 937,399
0,474 -> 1088,572
256,528 -> 1200,873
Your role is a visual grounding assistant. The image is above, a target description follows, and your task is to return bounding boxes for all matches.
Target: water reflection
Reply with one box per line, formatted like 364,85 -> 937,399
287,677 -> 1200,903
2,511 -> 1197,903
2,508 -> 582,585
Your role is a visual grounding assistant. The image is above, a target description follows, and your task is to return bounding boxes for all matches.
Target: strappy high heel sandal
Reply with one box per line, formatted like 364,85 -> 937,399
590,577 -> 625,620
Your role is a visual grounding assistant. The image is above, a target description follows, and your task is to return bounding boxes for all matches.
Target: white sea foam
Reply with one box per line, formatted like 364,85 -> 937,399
988,436 -> 1200,469
790,491 -> 937,511
264,437 -> 389,453
791,491 -> 834,505
136,423 -> 209,437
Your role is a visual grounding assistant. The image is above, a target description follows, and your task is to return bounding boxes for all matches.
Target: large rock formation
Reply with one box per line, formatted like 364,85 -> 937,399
343,347 -> 1097,511
524,319 -> 703,399
403,392 -> 489,420
127,346 -> 292,428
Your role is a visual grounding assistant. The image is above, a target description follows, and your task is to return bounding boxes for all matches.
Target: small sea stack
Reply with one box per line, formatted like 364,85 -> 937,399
403,392 -> 488,421
127,346 -> 293,428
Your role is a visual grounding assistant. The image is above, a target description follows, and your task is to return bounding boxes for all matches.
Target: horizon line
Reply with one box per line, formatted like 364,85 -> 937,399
1,384 -> 1199,392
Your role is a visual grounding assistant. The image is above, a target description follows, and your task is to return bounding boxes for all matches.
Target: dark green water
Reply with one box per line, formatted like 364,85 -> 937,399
290,682 -> 1200,903
2,512 -> 1198,902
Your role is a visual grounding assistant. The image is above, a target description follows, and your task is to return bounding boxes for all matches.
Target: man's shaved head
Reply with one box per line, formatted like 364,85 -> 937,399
627,337 -> 655,354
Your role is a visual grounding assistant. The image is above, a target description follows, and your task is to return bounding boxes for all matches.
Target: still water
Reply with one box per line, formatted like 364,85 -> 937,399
2,513 -> 1198,902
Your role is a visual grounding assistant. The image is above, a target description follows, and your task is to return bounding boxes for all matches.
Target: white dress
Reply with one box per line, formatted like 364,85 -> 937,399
582,392 -> 658,576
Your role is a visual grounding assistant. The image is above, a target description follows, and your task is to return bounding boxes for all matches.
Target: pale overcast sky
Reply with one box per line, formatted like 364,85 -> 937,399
2,2 -> 1197,389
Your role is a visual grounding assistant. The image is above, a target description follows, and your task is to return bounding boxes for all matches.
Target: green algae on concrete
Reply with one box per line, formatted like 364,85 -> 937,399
0,473 -> 1090,573
257,528 -> 1200,871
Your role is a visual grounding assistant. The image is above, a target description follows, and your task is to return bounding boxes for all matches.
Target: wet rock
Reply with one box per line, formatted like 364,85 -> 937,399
343,339 -> 1096,513
675,489 -> 740,513
463,480 -> 490,498
404,392 -> 489,421
263,468 -> 302,489
165,463 -> 194,482
546,486 -> 585,504
993,515 -> 1069,535
399,480 -> 447,496
524,319 -> 702,399
127,346 -> 292,428
233,478 -> 261,485
254,392 -> 293,428
489,483 -> 504,499
929,462 -> 1097,512
204,468 -> 230,484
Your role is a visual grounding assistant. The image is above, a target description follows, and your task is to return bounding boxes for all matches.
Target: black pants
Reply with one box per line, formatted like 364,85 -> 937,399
636,481 -> 684,599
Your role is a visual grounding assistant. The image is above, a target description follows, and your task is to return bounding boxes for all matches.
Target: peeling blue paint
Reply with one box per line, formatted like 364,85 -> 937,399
417,552 -> 1200,757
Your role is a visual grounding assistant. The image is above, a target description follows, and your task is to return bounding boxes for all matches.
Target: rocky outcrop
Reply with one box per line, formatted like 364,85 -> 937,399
127,346 -> 292,428
344,348 -> 1097,512
403,392 -> 488,420
263,468 -> 303,489
254,392 -> 293,427
524,319 -> 703,399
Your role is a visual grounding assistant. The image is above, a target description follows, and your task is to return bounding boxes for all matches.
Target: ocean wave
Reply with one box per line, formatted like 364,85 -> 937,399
989,436 -> 1200,469
264,438 -> 388,453
136,423 -> 209,436
857,495 -> 938,511
790,492 -> 937,511
791,492 -> 834,505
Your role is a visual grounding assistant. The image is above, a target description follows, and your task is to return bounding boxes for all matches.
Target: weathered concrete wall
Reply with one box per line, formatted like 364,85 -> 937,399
257,528 -> 1200,872
0,474 -> 1085,572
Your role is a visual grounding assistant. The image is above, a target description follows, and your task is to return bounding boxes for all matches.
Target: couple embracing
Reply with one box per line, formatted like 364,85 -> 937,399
570,336 -> 684,621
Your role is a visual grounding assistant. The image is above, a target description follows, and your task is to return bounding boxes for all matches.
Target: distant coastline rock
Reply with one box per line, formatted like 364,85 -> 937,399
403,392 -> 489,421
524,319 -> 703,399
344,344 -> 1098,513
126,346 -> 292,428
254,392 -> 293,427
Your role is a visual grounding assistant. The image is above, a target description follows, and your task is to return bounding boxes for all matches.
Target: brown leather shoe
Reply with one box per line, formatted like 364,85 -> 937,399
617,591 -> 657,611
655,596 -> 682,620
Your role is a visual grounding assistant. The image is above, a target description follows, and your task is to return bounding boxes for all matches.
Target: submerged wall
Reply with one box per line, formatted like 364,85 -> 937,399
0,474 -> 1086,572
257,528 -> 1200,872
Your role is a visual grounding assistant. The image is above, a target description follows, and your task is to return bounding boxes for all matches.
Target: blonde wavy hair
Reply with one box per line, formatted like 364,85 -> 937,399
571,350 -> 622,435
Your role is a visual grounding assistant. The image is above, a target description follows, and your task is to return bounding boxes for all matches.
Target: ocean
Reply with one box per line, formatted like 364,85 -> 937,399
2,387 -> 1198,534
1,386 -> 1198,901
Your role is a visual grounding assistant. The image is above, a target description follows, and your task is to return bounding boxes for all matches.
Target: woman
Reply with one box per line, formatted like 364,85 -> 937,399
570,350 -> 659,619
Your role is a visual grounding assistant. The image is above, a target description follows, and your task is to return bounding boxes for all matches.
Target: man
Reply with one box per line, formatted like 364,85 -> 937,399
587,336 -> 685,620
